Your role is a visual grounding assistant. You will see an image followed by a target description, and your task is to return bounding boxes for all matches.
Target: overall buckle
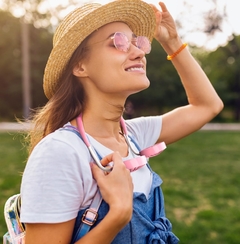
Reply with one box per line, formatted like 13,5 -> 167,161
82,209 -> 98,226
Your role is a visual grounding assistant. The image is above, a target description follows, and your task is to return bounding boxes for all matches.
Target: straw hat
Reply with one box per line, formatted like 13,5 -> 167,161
43,0 -> 156,99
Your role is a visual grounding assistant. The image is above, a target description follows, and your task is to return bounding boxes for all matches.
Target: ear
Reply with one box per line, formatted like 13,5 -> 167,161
72,62 -> 88,78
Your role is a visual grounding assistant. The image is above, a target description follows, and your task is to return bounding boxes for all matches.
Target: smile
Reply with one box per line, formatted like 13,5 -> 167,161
126,67 -> 144,72
125,64 -> 145,72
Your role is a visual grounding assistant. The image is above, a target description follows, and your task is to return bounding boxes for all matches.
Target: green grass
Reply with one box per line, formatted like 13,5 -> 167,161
0,131 -> 240,243
0,132 -> 27,243
150,131 -> 240,243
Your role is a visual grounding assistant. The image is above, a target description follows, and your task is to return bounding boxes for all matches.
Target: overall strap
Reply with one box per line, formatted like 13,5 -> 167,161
128,134 -> 141,151
72,189 -> 102,242
62,125 -> 103,241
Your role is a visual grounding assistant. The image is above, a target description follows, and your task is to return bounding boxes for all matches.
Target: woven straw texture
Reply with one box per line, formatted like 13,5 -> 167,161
43,0 -> 156,99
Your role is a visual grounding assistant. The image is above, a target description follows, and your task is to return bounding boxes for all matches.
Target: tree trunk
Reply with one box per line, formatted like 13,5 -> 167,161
21,19 -> 31,120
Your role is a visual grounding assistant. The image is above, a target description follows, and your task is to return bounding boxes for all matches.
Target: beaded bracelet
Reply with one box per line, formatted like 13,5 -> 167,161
167,43 -> 188,60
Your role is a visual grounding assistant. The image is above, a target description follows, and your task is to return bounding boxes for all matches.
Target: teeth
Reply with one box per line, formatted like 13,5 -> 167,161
126,67 -> 143,71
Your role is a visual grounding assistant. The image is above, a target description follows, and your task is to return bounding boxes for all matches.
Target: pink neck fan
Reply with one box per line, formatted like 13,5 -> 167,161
77,114 -> 166,173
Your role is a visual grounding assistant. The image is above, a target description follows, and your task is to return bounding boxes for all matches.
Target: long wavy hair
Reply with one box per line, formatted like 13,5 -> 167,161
26,38 -> 90,154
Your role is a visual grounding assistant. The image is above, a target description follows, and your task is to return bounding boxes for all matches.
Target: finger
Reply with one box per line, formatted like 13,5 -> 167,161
100,153 -> 115,167
159,2 -> 168,12
100,151 -> 122,167
155,11 -> 162,26
149,4 -> 162,26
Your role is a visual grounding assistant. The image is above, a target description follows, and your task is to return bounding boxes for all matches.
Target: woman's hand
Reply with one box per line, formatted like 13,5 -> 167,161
91,152 -> 133,224
150,2 -> 181,51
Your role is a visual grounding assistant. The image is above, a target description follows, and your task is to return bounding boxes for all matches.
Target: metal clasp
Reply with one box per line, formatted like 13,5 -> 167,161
82,209 -> 98,226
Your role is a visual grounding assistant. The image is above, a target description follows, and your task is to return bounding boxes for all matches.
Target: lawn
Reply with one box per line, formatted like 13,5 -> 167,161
0,130 -> 240,243
151,131 -> 240,243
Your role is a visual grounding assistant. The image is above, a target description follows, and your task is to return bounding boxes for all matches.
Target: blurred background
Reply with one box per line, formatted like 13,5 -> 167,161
0,0 -> 240,121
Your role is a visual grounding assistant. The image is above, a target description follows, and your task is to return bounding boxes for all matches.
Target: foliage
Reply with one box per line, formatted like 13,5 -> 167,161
197,35 -> 240,121
0,11 -> 22,120
29,21 -> 51,108
1,130 -> 240,243
0,10 -> 51,121
1,0 -> 52,27
1,3 -> 240,121
1,0 -> 97,28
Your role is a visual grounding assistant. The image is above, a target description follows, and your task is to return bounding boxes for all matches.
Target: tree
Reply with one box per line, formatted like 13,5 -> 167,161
0,0 -> 238,121
0,0 -> 49,119
0,0 -> 92,120
198,35 -> 240,121
0,11 -> 22,120
0,10 -> 52,120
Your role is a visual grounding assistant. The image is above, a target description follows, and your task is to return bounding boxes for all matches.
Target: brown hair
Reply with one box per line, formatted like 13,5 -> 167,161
26,38 -> 90,154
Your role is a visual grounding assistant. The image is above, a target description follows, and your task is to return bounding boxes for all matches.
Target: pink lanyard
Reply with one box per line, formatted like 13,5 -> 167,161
77,114 -> 166,172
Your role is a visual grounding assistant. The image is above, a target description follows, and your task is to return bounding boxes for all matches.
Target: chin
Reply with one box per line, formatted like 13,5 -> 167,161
140,79 -> 150,90
129,82 -> 150,95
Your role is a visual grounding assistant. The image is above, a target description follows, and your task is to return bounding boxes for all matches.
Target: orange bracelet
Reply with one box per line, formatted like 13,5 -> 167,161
167,43 -> 188,60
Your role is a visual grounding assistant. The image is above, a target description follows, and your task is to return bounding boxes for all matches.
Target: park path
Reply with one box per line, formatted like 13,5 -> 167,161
0,122 -> 32,132
0,122 -> 240,132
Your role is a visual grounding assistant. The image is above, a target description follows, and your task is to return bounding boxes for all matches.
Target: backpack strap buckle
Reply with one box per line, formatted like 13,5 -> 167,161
81,208 -> 98,226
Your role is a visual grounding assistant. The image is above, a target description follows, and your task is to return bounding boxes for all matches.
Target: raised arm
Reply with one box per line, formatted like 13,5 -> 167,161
151,2 -> 224,144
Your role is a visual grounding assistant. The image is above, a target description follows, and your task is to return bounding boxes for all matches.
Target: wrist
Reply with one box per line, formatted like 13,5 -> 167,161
108,204 -> 132,227
167,43 -> 188,60
160,37 -> 183,56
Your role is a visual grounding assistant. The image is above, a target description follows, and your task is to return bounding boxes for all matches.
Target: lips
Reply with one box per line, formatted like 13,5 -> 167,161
125,64 -> 144,72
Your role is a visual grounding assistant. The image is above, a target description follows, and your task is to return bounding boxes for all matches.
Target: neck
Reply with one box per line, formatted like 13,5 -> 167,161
71,99 -> 126,138
82,110 -> 123,137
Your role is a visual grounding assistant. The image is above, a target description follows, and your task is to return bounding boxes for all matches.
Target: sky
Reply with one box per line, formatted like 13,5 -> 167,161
1,0 -> 239,51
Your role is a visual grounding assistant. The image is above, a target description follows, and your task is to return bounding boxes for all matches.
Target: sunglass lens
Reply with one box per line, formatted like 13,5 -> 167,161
113,32 -> 129,52
137,36 -> 151,54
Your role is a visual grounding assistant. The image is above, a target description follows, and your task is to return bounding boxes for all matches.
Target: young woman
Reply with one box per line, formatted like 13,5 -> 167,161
20,0 -> 223,243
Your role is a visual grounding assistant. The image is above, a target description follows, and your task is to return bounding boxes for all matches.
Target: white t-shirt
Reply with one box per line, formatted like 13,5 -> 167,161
20,116 -> 162,224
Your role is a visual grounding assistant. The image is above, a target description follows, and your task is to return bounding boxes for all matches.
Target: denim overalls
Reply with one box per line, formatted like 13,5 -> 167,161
72,166 -> 179,244
64,125 -> 179,244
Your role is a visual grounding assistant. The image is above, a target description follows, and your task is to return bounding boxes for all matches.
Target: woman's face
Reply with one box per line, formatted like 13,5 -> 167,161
77,22 -> 150,98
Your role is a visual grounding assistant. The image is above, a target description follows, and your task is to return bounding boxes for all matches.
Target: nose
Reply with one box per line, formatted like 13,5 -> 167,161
129,43 -> 145,60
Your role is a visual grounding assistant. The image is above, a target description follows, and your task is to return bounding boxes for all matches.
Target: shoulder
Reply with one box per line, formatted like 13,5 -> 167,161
26,127 -> 92,179
125,116 -> 162,135
34,127 -> 89,159
38,126 -> 86,150
125,116 -> 162,149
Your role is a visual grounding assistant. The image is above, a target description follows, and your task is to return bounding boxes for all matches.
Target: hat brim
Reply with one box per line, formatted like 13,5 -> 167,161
43,0 -> 156,99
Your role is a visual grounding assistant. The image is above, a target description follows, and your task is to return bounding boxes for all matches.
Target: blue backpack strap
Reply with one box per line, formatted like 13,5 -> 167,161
61,125 -> 103,240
